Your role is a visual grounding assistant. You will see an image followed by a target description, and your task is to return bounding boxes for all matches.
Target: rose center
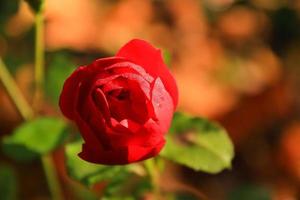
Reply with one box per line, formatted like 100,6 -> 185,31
107,89 -> 130,101
93,77 -> 150,125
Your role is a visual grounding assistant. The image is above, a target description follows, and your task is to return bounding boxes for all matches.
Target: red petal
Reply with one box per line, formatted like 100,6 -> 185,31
105,61 -> 154,83
127,140 -> 165,163
75,85 -> 112,149
151,78 -> 174,134
59,57 -> 122,120
59,66 -> 86,120
108,118 -> 164,148
95,76 -> 151,124
116,39 -> 178,108
74,114 -> 105,153
79,143 -> 128,165
79,140 -> 165,165
92,88 -> 111,124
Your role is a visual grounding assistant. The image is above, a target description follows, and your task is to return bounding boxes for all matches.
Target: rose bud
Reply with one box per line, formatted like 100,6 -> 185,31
59,39 -> 178,165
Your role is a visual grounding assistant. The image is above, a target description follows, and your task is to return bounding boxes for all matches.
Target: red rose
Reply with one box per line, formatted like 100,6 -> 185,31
59,39 -> 178,164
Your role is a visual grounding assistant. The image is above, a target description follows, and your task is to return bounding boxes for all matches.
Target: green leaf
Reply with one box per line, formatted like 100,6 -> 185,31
2,117 -> 67,161
65,139 -> 131,189
0,164 -> 18,200
46,53 -> 76,105
161,112 -> 234,173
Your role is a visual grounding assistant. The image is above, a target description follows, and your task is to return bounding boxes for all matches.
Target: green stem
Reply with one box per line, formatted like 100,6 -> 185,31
33,3 -> 64,199
33,3 -> 45,109
145,158 -> 161,199
0,58 -> 34,120
41,154 -> 63,200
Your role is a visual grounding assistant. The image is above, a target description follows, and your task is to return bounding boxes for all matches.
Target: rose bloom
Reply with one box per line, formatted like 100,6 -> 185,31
59,39 -> 178,164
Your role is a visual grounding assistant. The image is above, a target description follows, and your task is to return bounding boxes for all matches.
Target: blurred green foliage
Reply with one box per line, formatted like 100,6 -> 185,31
46,52 -> 76,105
2,117 -> 67,161
0,0 -> 20,34
101,197 -> 135,200
3,55 -> 27,74
173,193 -> 199,200
0,164 -> 18,200
24,0 -> 43,13
162,49 -> 172,67
228,184 -> 271,200
271,7 -> 300,55
161,112 -> 234,173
